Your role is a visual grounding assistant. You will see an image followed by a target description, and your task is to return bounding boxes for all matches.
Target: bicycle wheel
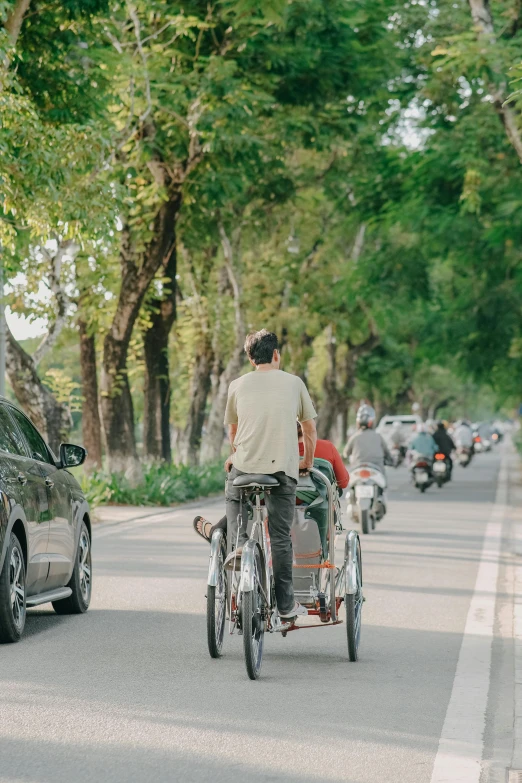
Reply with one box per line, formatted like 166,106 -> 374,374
242,552 -> 265,680
207,545 -> 227,658
346,542 -> 363,661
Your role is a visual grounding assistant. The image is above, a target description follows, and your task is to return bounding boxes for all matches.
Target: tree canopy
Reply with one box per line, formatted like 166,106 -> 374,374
1,0 -> 521,470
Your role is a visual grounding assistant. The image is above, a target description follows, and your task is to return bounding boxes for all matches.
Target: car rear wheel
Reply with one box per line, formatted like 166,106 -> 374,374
53,522 -> 92,615
0,533 -> 26,643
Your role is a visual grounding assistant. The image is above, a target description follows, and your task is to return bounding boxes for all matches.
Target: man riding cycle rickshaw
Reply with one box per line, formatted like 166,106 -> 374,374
197,329 -> 364,679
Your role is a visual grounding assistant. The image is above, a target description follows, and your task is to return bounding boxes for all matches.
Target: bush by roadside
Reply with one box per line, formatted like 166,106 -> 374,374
79,461 -> 225,510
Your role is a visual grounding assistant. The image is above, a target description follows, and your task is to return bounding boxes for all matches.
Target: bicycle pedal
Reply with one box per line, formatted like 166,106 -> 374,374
274,620 -> 293,633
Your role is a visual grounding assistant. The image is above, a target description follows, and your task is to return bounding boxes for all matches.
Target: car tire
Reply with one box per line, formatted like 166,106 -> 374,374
53,522 -> 92,615
0,533 -> 26,643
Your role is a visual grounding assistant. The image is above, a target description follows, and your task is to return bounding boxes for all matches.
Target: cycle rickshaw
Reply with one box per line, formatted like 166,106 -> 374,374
206,458 -> 364,680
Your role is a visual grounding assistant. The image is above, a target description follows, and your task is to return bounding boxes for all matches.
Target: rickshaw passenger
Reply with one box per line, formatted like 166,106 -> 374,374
194,432 -> 348,543
297,422 -> 349,489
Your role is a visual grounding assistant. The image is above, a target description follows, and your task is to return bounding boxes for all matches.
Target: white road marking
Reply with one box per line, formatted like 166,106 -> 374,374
429,452 -> 507,783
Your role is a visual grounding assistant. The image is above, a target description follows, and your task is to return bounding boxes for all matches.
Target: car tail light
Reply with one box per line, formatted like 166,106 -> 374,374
359,469 -> 371,478
435,453 -> 445,460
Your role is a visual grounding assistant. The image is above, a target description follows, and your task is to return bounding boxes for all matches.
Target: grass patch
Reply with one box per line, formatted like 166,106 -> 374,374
79,461 -> 225,509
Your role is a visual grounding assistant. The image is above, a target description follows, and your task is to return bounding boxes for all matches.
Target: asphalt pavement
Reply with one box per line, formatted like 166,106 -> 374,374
0,447 -> 518,783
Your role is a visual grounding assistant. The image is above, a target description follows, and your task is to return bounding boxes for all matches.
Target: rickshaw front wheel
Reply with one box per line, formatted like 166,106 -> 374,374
207,548 -> 227,659
346,544 -> 363,662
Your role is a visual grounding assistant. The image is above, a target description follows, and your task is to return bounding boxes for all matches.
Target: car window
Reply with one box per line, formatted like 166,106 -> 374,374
0,405 -> 28,457
7,407 -> 53,464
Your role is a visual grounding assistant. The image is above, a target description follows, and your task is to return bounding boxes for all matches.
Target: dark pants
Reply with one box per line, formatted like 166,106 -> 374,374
225,466 -> 297,616
210,515 -> 227,541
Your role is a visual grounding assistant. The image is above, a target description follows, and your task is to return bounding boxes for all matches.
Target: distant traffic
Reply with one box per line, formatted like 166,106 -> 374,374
344,408 -> 507,534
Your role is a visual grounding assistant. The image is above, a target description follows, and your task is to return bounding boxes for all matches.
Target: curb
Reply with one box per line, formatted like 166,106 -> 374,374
92,495 -> 223,535
511,434 -> 522,772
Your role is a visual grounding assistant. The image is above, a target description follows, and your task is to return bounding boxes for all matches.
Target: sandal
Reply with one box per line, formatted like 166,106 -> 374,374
193,515 -> 213,543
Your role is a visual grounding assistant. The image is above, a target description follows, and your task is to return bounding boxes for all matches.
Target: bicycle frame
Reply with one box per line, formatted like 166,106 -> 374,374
239,490 -> 270,595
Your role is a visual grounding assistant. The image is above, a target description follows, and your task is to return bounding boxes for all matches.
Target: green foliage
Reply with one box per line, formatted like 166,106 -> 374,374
3,0 -> 522,475
44,369 -> 82,413
81,461 -> 225,508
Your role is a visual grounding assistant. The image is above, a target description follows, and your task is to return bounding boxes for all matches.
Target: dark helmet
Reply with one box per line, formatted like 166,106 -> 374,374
356,403 -> 376,429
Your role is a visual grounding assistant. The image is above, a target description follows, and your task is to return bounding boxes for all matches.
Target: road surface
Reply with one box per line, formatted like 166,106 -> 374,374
0,446 -> 517,783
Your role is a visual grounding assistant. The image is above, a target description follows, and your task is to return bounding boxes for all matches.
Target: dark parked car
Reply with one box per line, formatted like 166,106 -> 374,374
0,398 -> 91,642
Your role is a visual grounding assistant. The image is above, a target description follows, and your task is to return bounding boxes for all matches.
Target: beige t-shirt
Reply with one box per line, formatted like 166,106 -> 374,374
224,369 -> 317,482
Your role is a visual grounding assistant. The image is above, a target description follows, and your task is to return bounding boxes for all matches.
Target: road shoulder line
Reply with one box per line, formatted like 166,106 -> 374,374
429,447 -> 507,783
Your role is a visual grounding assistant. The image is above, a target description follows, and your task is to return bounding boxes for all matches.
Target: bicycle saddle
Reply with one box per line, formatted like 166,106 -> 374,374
233,473 -> 280,488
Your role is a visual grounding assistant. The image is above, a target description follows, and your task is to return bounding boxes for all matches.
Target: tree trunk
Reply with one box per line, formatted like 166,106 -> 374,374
100,195 -> 180,476
78,319 -> 102,471
5,327 -> 70,453
182,341 -> 213,465
200,227 -> 245,463
200,348 -> 243,463
317,328 -> 339,440
142,242 -> 177,462
4,0 -> 31,43
468,0 -> 522,163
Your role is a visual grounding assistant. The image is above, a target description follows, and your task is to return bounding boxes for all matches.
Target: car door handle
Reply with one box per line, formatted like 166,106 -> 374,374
17,474 -> 27,486
45,478 -> 54,489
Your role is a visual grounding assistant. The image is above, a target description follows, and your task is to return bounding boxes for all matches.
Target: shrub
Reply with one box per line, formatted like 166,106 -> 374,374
80,461 -> 225,509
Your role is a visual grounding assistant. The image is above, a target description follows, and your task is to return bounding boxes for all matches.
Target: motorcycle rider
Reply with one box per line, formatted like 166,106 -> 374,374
432,420 -> 455,476
410,422 -> 437,459
454,419 -> 474,450
388,420 -> 407,460
343,403 -> 392,471
344,403 -> 392,516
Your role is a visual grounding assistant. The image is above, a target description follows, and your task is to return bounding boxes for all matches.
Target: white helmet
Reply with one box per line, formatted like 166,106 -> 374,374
356,403 -> 376,428
392,421 -> 401,429
416,422 -> 427,433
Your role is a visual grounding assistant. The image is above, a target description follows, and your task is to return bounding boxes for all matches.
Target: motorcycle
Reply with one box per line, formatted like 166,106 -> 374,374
433,452 -> 451,487
456,445 -> 473,467
347,463 -> 387,535
410,452 -> 433,493
390,445 -> 406,468
473,434 -> 485,453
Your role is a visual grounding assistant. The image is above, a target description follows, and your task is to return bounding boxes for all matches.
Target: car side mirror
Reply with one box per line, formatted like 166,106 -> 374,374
59,443 -> 87,469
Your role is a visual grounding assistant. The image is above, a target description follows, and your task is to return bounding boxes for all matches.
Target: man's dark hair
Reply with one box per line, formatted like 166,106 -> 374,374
244,330 -> 279,365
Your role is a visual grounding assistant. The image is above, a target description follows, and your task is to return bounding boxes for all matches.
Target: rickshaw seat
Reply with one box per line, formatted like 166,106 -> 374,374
294,457 -> 337,559
233,473 -> 280,489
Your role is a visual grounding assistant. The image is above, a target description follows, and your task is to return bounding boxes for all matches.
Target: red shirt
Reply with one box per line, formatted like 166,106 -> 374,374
299,439 -> 350,488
